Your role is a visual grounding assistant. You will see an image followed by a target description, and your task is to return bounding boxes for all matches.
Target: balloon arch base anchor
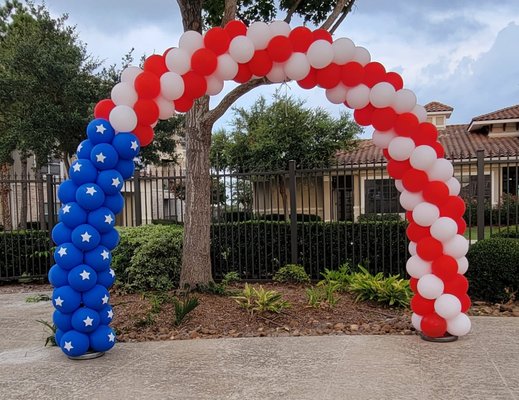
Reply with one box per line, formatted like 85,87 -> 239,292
419,332 -> 458,343
68,351 -> 105,361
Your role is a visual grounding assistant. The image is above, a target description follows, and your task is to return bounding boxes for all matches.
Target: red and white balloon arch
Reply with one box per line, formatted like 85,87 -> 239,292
94,20 -> 472,338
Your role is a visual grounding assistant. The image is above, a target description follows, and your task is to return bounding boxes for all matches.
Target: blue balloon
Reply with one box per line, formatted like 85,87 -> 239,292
99,305 -> 114,325
51,222 -> 72,245
57,180 -> 79,204
59,330 -> 90,357
97,169 -> 124,195
82,285 -> 110,310
76,183 -> 105,211
115,158 -> 135,180
68,264 -> 98,292
48,264 -> 69,287
53,310 -> 73,331
54,243 -> 83,270
90,143 -> 119,171
100,228 -> 120,250
71,224 -> 101,251
58,202 -> 88,229
87,207 -> 116,233
76,139 -> 94,159
69,159 -> 98,186
112,133 -> 140,160
97,268 -> 115,289
84,245 -> 111,272
71,307 -> 100,333
103,192 -> 124,215
87,118 -> 115,144
55,329 -> 65,346
89,325 -> 116,352
52,285 -> 81,313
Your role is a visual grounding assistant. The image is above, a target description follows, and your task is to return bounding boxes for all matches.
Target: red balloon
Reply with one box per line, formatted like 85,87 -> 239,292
431,255 -> 458,281
143,54 -> 168,77
341,62 -> 364,87
312,28 -> 333,43
382,148 -> 391,160
133,125 -> 154,147
204,26 -> 231,55
412,122 -> 438,146
407,222 -> 430,242
134,72 -> 161,99
432,141 -> 445,158
456,218 -> 467,235
289,26 -> 313,52
402,169 -> 429,192
233,63 -> 252,83
248,50 -> 273,77
387,159 -> 411,179
385,71 -> 404,90
409,277 -> 418,293
363,62 -> 386,88
416,237 -> 443,261
224,20 -> 247,39
183,71 -> 207,98
405,210 -> 414,223
372,107 -> 396,131
441,196 -> 466,219
94,99 -> 115,120
423,181 -> 450,206
191,48 -> 218,76
133,99 -> 159,126
267,35 -> 293,63
421,313 -> 447,338
316,63 -> 341,89
411,294 -> 435,315
394,113 -> 419,137
444,274 -> 469,296
173,96 -> 194,113
297,68 -> 317,89
459,293 -> 471,312
353,104 -> 375,126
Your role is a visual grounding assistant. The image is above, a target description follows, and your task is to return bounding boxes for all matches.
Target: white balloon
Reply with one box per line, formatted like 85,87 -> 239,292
406,255 -> 432,279
229,36 -> 255,64
369,82 -> 396,108
206,76 -> 224,95
417,274 -> 444,300
410,145 -> 437,171
352,46 -> 371,65
307,40 -> 334,69
160,72 -> 185,101
427,158 -> 454,182
430,217 -> 458,243
392,89 -> 417,114
435,294 -> 462,320
332,37 -> 356,64
388,137 -> 415,161
394,179 -> 405,193
443,234 -> 469,259
346,84 -> 370,109
247,21 -> 272,50
269,20 -> 291,37
215,54 -> 239,81
325,84 -> 349,104
109,105 -> 137,132
411,313 -> 423,331
457,257 -> 469,275
446,177 -> 461,196
155,96 -> 176,120
178,30 -> 204,55
372,129 -> 396,149
408,241 -> 417,256
120,66 -> 143,84
266,63 -> 286,83
165,48 -> 191,75
447,313 -> 471,336
412,104 -> 427,123
413,202 -> 440,227
111,82 -> 138,107
399,190 -> 424,211
284,52 -> 311,81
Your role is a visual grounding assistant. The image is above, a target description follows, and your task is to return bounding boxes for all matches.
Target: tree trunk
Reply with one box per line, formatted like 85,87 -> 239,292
0,163 -> 12,230
35,168 -> 46,231
20,158 -> 28,229
278,176 -> 288,220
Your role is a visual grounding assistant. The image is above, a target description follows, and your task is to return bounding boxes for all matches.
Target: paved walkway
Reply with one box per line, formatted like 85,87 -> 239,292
0,291 -> 518,400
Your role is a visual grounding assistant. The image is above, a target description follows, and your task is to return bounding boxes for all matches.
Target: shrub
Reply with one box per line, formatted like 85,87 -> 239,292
232,283 -> 290,315
358,213 -> 402,222
466,237 -> 519,302
273,264 -> 310,284
257,213 -> 322,222
320,263 -> 351,291
491,229 -> 519,239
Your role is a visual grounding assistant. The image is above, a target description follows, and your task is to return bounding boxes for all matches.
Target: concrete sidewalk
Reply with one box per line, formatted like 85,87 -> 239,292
0,291 -> 518,400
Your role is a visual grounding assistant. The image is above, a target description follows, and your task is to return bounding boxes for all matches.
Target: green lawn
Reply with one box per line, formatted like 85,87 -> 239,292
464,225 -> 518,240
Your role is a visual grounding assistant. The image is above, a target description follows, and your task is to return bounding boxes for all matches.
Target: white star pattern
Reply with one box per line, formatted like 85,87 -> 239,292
130,141 -> 139,151
77,143 -> 83,152
96,124 -> 107,134
80,231 -> 92,242
109,269 -> 115,278
57,247 -> 67,257
54,296 -> 64,307
107,309 -> 113,319
108,332 -> 115,342
83,316 -> 94,327
111,177 -> 121,188
72,163 -> 82,172
86,186 -> 97,196
96,152 -> 107,163
62,204 -> 71,214
63,341 -> 74,352
104,215 -> 114,224
102,294 -> 109,304
101,250 -> 110,260
79,270 -> 91,280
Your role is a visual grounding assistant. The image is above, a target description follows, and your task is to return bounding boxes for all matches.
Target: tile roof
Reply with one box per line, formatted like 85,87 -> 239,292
471,104 -> 519,122
424,102 -> 454,113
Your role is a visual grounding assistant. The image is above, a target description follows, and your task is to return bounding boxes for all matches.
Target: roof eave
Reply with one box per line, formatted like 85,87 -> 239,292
468,118 -> 519,132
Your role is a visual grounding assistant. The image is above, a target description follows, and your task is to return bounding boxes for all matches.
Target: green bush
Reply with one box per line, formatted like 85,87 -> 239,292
491,229 -> 519,239
358,213 -> 402,222
466,237 -> 519,302
464,194 -> 518,227
273,264 -> 310,284
257,213 -> 322,222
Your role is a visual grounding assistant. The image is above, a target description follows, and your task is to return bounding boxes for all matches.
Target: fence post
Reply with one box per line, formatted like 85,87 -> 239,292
289,160 -> 298,264
476,150 -> 485,241
46,174 -> 55,234
134,170 -> 142,226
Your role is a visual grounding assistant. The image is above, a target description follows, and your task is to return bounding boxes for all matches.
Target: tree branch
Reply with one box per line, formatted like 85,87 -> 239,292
284,0 -> 304,23
319,0 -> 346,31
221,0 -> 237,27
329,0 -> 355,34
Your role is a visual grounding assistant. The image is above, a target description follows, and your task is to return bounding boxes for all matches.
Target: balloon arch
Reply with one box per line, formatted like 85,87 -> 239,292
49,20 -> 471,357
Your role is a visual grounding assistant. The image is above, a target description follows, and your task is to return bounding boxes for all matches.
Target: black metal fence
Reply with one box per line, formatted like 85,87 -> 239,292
1,150 -> 518,281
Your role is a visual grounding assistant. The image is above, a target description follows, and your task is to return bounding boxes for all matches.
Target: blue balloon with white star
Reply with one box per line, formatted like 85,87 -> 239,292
99,305 -> 114,325
53,310 -> 73,332
87,207 -> 116,234
69,159 -> 98,186
51,222 -> 72,245
76,183 -> 105,211
52,285 -> 81,313
48,264 -> 69,288
68,264 -> 98,292
71,224 -> 101,251
59,202 -> 88,229
112,132 -> 140,160
103,192 -> 124,215
84,245 -> 111,272
60,330 -> 90,357
82,285 -> 110,310
57,180 -> 79,204
97,268 -> 116,289
76,139 -> 94,159
115,158 -> 135,180
100,228 -> 120,250
90,143 -> 119,171
87,118 -> 115,144
89,325 -> 116,352
97,169 -> 124,195
71,307 -> 100,333
55,329 -> 65,347
54,243 -> 83,270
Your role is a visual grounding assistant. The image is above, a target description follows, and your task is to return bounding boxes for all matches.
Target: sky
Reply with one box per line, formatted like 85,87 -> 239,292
40,0 -> 519,137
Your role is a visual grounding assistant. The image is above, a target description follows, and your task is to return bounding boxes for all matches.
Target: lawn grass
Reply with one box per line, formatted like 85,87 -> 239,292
464,225 -> 518,240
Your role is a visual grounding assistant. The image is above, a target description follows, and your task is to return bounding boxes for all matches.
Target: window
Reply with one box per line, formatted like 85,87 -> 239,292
365,179 -> 403,214
502,167 -> 518,195
457,175 -> 491,201
39,158 -> 61,176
